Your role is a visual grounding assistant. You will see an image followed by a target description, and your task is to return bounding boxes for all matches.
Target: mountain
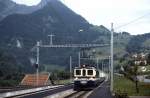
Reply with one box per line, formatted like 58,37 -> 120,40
0,0 -> 110,75
0,0 -> 149,78
0,0 -> 51,21
126,33 -> 150,53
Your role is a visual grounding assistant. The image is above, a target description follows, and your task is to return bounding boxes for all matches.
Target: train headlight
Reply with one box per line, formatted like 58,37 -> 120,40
81,80 -> 87,84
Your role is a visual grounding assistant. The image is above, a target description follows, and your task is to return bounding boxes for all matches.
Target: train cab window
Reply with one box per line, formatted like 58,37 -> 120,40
87,70 -> 93,75
83,69 -> 86,76
75,69 -> 81,75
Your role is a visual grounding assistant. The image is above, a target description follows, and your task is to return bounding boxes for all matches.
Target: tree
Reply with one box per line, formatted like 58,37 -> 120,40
122,57 -> 140,93
124,60 -> 139,93
146,53 -> 150,65
123,53 -> 150,93
133,64 -> 139,93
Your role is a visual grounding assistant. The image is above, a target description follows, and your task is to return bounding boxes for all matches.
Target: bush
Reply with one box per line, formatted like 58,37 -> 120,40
0,80 -> 19,87
115,90 -> 129,98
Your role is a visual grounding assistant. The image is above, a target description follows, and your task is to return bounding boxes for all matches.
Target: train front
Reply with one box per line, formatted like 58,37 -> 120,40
73,65 -> 99,90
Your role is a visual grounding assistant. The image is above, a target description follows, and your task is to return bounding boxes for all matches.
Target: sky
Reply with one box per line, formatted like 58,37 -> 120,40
12,0 -> 150,35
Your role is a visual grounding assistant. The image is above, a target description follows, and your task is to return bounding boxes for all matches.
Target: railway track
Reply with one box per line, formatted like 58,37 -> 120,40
44,89 -> 92,98
0,84 -> 67,93
0,78 -> 106,98
45,78 -> 106,98
0,84 -> 72,98
64,91 -> 92,98
63,78 -> 106,98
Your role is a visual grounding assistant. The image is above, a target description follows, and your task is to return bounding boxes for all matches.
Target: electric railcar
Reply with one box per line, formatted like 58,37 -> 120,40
73,65 -> 103,90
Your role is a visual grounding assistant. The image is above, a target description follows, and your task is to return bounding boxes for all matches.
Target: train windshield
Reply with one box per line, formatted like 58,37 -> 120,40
75,69 -> 81,75
87,70 -> 93,75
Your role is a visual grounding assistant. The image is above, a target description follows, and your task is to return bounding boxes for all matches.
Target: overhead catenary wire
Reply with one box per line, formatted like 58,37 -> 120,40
115,12 -> 150,30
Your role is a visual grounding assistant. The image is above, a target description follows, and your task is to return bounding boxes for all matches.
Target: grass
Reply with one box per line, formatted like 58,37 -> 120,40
114,75 -> 150,96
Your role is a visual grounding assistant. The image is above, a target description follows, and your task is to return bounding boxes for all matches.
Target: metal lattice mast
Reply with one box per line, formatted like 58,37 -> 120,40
70,56 -> 72,82
36,41 -> 40,86
40,44 -> 109,48
78,52 -> 81,67
48,34 -> 55,45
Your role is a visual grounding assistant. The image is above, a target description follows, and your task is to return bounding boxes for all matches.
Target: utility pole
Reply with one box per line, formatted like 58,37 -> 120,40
110,23 -> 114,92
109,56 -> 111,81
70,56 -> 72,83
97,58 -> 100,78
96,58 -> 99,69
78,52 -> 81,67
102,60 -> 104,77
48,34 -> 55,45
102,60 -> 104,72
36,41 -> 40,86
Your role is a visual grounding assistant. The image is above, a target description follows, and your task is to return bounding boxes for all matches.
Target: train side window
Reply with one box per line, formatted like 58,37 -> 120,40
75,69 -> 81,75
87,70 -> 93,75
83,69 -> 86,76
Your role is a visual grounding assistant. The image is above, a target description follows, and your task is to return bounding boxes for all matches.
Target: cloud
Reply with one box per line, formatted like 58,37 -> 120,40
12,0 -> 41,6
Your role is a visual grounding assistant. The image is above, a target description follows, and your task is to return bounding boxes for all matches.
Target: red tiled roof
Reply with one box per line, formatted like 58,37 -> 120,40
21,73 -> 50,86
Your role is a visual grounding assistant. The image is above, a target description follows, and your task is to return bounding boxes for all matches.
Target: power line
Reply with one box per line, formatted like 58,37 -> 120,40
115,12 -> 150,30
